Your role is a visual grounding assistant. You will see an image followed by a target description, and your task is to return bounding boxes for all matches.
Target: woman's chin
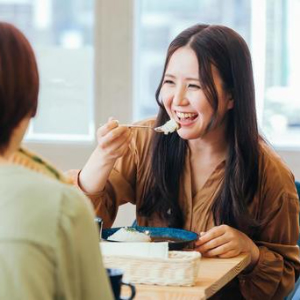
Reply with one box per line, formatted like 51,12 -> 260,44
177,129 -> 202,140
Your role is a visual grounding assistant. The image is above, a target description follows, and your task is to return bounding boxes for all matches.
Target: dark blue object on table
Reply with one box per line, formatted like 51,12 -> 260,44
106,268 -> 136,300
102,226 -> 199,250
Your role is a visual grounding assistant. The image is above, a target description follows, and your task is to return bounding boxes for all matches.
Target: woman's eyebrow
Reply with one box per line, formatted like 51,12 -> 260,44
185,77 -> 200,82
164,74 -> 200,82
164,73 -> 175,78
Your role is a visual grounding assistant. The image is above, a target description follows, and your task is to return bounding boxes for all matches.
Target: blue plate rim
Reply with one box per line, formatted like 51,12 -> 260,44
102,226 -> 199,243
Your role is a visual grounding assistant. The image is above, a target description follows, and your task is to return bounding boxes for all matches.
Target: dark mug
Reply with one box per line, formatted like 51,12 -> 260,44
106,268 -> 136,300
94,217 -> 103,240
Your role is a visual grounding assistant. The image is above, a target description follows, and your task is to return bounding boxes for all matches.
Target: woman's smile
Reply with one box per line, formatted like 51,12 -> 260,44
175,110 -> 199,126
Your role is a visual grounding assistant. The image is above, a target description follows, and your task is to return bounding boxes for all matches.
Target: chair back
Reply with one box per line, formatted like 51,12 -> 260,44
280,181 -> 300,300
296,181 -> 300,200
295,181 -> 300,248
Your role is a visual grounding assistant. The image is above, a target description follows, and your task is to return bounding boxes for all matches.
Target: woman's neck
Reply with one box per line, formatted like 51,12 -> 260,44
188,127 -> 229,161
0,116 -> 30,165
0,144 -> 17,164
0,155 -> 10,165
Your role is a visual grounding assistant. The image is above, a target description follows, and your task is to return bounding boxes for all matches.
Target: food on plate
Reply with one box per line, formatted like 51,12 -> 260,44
103,226 -> 199,250
107,227 -> 151,242
154,118 -> 180,135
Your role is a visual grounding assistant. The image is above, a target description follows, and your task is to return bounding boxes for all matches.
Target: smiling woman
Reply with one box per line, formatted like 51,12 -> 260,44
68,23 -> 300,299
160,46 -> 234,141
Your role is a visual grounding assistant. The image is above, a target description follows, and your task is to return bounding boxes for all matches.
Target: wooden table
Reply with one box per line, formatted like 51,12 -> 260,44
122,253 -> 250,300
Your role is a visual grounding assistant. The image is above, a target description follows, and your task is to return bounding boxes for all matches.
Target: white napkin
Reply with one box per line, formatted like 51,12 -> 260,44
100,241 -> 168,259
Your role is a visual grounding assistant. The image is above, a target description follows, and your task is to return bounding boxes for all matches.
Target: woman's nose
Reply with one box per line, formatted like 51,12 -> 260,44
173,88 -> 189,106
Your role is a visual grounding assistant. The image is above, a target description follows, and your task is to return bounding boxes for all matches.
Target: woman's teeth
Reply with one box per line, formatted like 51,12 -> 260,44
176,112 -> 197,120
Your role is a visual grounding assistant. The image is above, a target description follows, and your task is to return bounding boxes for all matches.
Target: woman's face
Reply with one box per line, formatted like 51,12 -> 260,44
160,46 -> 233,140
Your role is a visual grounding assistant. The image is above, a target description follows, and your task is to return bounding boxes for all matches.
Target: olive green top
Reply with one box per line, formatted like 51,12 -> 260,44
0,164 -> 113,300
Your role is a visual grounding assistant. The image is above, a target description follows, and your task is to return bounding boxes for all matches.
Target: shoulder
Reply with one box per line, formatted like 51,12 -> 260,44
10,147 -> 72,184
258,141 -> 298,200
29,168 -> 94,226
0,164 -> 66,198
59,182 -> 95,222
0,165 -> 92,247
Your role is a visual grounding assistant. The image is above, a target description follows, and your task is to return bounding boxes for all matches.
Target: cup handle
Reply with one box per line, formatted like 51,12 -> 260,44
120,282 -> 136,300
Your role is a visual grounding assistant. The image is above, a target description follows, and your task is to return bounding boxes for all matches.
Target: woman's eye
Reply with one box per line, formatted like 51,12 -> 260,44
188,84 -> 201,89
163,80 -> 175,85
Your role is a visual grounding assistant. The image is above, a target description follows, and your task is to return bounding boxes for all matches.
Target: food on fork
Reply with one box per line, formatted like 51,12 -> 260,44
107,227 -> 151,242
154,118 -> 180,135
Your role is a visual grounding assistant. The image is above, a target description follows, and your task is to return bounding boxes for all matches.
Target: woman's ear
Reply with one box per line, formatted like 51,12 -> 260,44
226,91 -> 234,110
227,98 -> 234,110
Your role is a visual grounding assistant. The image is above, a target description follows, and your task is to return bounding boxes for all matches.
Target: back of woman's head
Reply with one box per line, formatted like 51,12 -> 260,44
0,22 -> 39,152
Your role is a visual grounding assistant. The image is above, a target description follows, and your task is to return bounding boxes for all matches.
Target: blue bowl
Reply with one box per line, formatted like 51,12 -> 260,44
102,226 -> 199,250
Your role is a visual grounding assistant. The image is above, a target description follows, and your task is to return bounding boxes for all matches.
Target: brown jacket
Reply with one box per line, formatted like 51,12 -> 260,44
69,118 -> 300,300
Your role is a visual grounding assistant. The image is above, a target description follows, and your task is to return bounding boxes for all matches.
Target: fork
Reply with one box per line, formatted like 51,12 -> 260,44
121,124 -> 164,132
119,124 -> 153,129
100,123 -> 164,132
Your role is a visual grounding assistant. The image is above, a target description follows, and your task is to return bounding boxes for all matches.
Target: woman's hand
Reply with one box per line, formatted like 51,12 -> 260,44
78,118 -> 132,195
194,225 -> 260,270
96,118 -> 132,166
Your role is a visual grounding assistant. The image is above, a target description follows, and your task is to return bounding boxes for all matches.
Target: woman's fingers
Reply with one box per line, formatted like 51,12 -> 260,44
107,130 -> 133,157
201,242 -> 235,257
99,127 -> 131,149
93,118 -> 134,164
195,225 -> 227,247
97,118 -> 119,137
194,225 -> 248,258
97,117 -> 131,147
218,250 -> 239,258
195,235 -> 227,253
99,132 -> 132,159
195,226 -> 258,269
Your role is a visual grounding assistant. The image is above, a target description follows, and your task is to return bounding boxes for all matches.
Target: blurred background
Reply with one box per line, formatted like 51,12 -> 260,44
1,0 -> 299,224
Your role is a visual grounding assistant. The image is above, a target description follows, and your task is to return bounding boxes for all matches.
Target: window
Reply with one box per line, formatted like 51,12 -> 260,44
2,0 -> 299,168
263,0 -> 300,148
0,0 -> 95,142
1,0 -> 134,172
134,0 -> 300,148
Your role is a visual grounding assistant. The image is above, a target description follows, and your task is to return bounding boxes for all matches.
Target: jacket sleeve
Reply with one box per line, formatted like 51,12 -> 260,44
66,119 -> 155,228
66,143 -> 138,228
238,192 -> 300,300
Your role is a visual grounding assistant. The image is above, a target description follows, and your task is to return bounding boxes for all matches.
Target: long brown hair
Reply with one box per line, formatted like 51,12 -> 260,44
139,24 -> 260,235
0,22 -> 39,153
